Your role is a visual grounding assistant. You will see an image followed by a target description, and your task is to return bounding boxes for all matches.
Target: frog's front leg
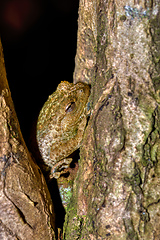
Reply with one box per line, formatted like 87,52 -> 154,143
49,158 -> 73,179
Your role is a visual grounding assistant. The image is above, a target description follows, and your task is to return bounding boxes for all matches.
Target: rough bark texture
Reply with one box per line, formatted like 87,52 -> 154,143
0,40 -> 56,239
64,0 -> 160,239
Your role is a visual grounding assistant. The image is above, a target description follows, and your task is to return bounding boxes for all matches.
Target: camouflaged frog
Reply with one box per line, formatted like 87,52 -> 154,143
37,81 -> 90,179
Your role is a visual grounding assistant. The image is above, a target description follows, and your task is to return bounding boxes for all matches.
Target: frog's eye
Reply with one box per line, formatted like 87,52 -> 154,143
65,102 -> 76,113
79,89 -> 83,93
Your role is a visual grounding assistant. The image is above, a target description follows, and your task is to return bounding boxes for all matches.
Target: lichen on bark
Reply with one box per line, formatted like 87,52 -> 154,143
64,0 -> 160,239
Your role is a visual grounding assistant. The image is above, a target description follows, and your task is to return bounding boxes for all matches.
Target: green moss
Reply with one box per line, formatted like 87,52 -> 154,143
142,144 -> 152,167
63,210 -> 84,239
124,217 -> 139,240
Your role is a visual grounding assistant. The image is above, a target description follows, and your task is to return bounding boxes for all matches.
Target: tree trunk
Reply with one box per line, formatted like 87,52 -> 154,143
0,41 -> 56,239
64,0 -> 160,239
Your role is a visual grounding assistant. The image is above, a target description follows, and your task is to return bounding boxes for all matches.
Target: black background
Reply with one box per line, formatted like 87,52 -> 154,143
0,0 -> 79,151
0,0 -> 80,230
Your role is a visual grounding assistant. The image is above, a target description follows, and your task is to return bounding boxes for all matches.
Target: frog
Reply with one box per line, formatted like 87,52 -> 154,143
36,81 -> 90,179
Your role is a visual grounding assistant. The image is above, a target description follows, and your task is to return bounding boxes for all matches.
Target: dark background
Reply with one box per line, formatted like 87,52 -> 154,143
0,0 -> 79,151
0,0 -> 80,230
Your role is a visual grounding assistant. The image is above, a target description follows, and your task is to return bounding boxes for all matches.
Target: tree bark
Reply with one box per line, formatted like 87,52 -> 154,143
64,0 -> 160,239
0,41 -> 56,239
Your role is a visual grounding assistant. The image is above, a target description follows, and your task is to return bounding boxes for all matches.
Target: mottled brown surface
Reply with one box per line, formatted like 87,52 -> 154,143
64,0 -> 160,239
37,81 -> 90,179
